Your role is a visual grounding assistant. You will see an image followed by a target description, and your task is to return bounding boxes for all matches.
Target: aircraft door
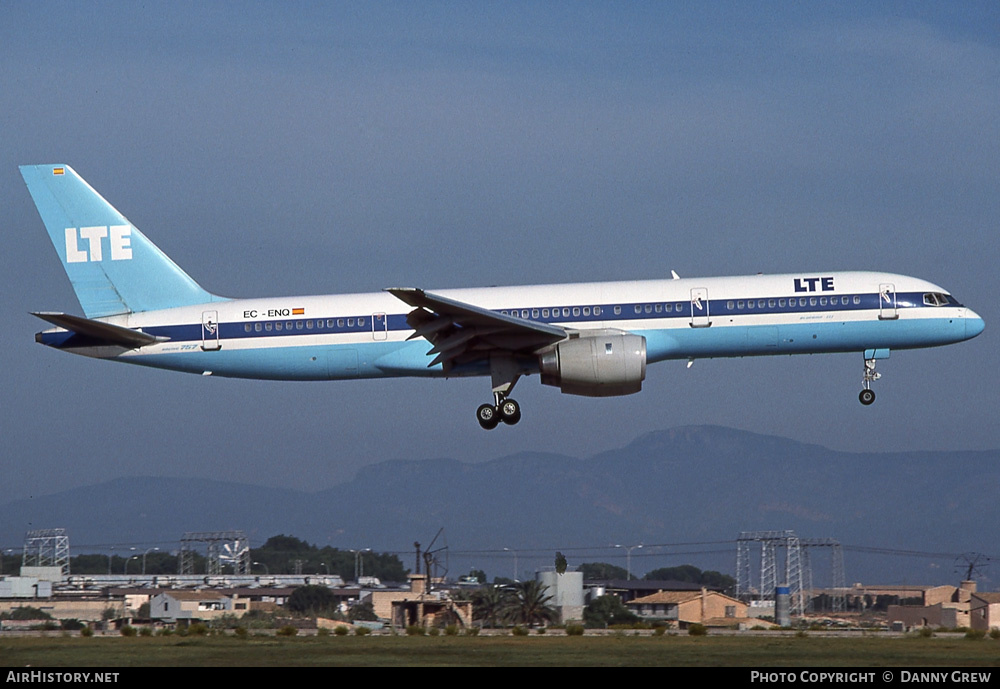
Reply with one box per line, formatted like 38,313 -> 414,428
372,313 -> 387,340
201,310 -> 221,350
878,283 -> 898,320
690,288 -> 711,328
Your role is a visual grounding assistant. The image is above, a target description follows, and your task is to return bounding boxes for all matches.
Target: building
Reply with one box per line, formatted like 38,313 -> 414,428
970,593 -> 1000,632
627,587 -> 749,628
538,570 -> 583,623
885,580 -> 977,630
372,574 -> 472,629
149,590 -> 246,623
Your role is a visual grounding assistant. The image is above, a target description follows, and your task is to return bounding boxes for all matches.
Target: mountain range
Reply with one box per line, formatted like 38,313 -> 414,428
2,425 -> 996,586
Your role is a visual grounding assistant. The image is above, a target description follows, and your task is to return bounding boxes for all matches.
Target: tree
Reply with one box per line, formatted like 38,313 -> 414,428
472,585 -> 510,629
347,601 -> 377,622
577,562 -> 628,580
583,595 -> 639,628
504,580 -> 557,628
644,565 -> 736,594
248,535 -> 408,581
286,585 -> 338,617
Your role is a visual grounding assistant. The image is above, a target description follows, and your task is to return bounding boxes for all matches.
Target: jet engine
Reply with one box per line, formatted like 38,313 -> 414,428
539,331 -> 646,397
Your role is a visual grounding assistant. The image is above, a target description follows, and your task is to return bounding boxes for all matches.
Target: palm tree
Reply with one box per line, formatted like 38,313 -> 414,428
472,585 -> 510,629
504,580 -> 557,628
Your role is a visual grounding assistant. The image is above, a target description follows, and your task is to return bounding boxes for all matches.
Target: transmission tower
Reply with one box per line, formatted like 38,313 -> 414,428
22,528 -> 70,575
179,531 -> 250,575
736,530 -> 806,615
801,538 -> 846,612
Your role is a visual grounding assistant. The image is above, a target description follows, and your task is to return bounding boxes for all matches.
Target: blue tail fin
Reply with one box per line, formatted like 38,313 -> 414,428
21,164 -> 220,317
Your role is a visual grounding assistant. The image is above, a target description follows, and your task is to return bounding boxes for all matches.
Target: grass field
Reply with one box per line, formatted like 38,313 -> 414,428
1,633 -> 999,667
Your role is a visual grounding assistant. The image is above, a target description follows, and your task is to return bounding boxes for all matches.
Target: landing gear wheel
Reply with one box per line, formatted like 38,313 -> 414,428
499,398 -> 521,426
477,404 -> 500,430
859,389 -> 876,406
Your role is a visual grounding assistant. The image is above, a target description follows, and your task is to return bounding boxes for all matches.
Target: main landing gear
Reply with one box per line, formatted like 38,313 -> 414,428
859,355 -> 881,406
477,393 -> 522,430
477,355 -> 524,430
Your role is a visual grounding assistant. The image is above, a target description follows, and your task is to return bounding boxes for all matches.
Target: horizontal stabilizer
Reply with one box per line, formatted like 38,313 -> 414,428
32,312 -> 166,348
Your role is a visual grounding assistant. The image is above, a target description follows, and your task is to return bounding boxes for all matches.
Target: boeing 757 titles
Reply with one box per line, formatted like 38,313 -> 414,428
22,165 -> 985,429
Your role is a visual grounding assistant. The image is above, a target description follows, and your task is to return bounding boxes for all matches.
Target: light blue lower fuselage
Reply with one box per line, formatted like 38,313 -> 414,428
41,271 -> 985,383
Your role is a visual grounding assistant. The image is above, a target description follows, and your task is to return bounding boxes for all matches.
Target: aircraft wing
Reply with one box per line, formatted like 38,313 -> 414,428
32,312 -> 167,348
386,288 -> 567,369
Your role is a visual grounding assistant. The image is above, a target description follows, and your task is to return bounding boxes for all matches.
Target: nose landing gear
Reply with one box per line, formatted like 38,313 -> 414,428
859,353 -> 883,406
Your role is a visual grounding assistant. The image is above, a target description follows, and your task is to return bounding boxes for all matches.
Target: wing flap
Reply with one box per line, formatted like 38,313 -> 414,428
386,288 -> 567,370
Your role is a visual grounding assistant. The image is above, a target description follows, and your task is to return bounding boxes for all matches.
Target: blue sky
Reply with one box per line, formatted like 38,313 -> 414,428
1,2 -> 997,508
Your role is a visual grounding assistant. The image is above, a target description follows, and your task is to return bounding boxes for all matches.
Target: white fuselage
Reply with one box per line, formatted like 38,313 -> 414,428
41,270 -> 984,382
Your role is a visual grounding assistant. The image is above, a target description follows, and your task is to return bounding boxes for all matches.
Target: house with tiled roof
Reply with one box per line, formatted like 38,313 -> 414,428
626,587 -> 748,628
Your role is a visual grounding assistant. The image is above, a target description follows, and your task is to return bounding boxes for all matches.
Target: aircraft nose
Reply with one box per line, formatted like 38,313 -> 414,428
965,309 -> 985,339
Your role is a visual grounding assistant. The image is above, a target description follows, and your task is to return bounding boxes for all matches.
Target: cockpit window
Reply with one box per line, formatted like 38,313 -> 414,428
923,293 -> 950,307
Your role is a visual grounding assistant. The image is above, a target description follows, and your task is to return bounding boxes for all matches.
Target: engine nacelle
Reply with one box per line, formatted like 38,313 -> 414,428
539,331 -> 646,397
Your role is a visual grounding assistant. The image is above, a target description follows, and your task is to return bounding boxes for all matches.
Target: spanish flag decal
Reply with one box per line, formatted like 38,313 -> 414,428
53,167 -> 65,176
292,308 -> 305,315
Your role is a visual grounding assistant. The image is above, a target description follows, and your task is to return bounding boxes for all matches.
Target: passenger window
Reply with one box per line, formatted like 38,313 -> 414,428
727,301 -> 734,310
613,306 -> 621,315
359,318 -> 365,326
594,306 -> 601,316
809,297 -> 817,306
737,300 -> 744,309
542,309 -> 549,318
634,305 -> 641,314
853,296 -> 860,305
275,322 -> 282,331
800,298 -> 808,307
347,319 -> 353,327
532,309 -> 539,318
665,303 -> 673,312
265,322 -> 272,331
748,301 -> 755,309
819,298 -> 827,306
306,321 -> 313,329
572,307 -> 580,317
644,304 -> 652,314
583,307 -> 591,316
768,299 -> 775,308
244,324 -> 251,333
778,299 -> 786,307
254,323 -> 262,332
563,308 -> 570,317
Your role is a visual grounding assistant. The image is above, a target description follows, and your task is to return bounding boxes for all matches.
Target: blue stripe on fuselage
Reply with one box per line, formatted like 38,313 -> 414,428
109,309 -> 967,381
125,290 -> 955,345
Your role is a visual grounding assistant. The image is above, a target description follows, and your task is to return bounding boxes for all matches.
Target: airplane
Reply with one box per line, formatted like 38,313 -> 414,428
22,164 -> 985,429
